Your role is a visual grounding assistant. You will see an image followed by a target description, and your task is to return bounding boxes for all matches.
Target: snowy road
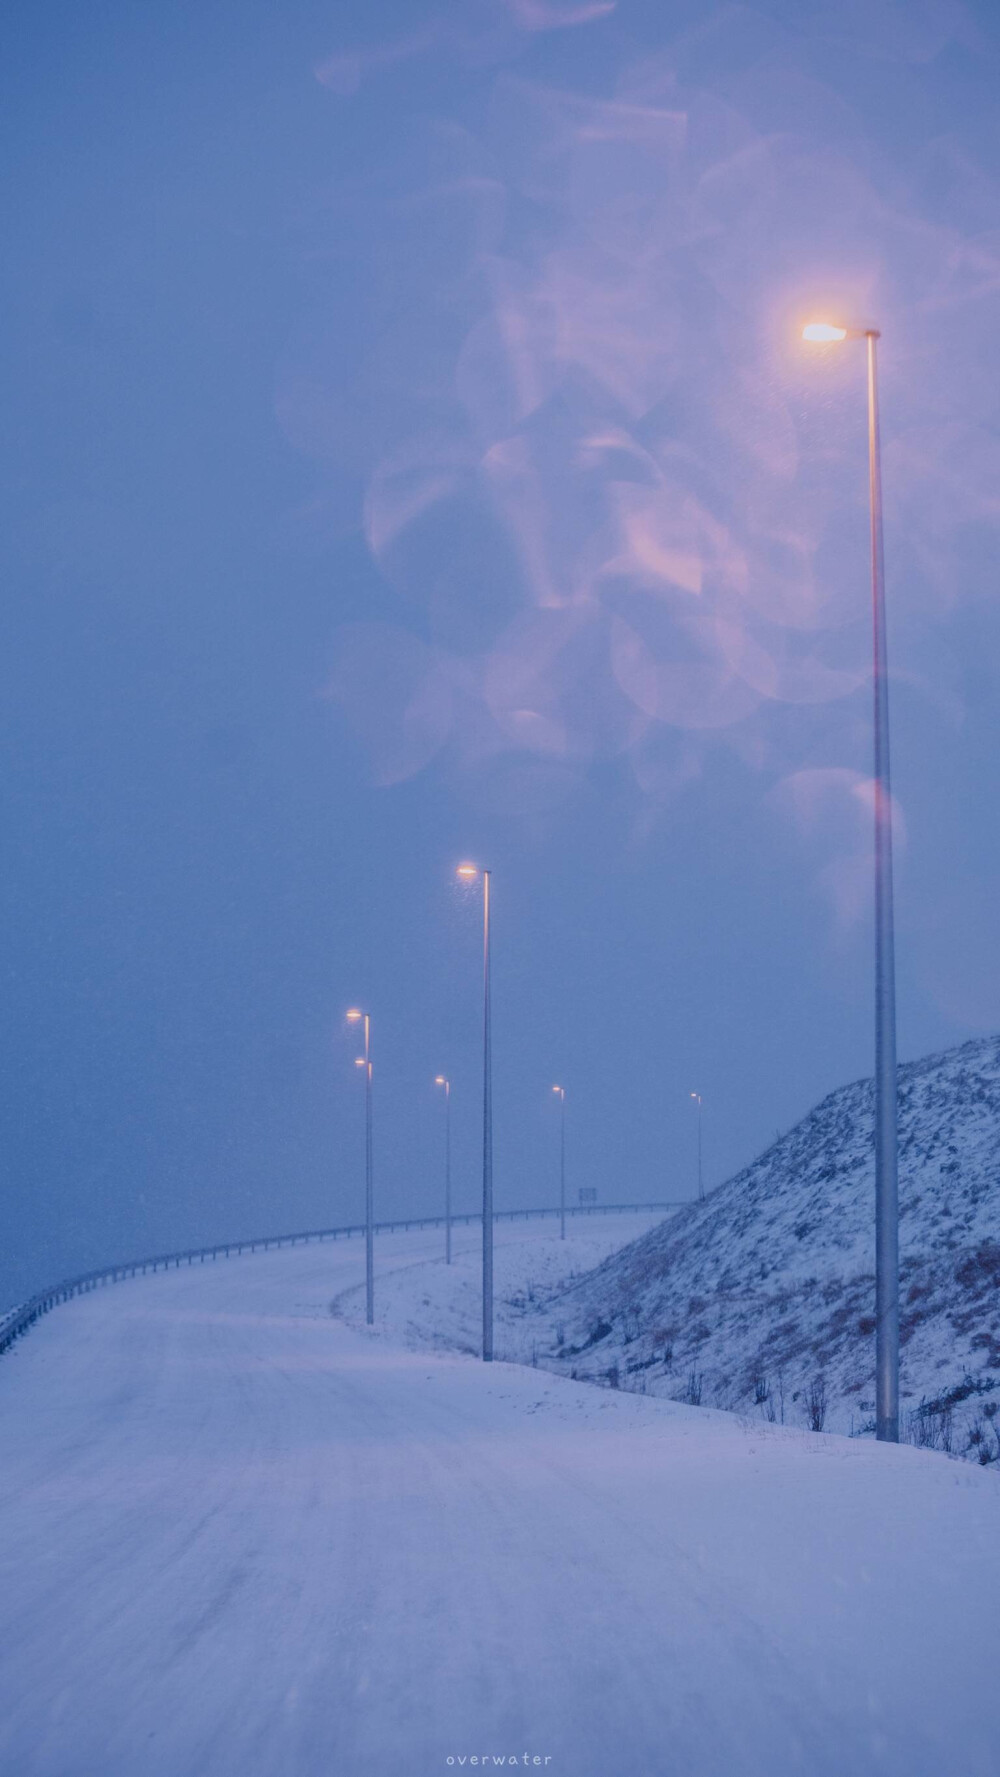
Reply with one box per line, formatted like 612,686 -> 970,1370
2,1217 -> 999,1777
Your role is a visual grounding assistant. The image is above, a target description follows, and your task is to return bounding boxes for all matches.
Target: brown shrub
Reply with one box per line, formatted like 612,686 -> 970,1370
955,1242 -> 1000,1292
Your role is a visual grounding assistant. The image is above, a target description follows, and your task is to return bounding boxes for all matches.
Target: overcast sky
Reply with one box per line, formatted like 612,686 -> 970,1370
4,0 -> 1000,1306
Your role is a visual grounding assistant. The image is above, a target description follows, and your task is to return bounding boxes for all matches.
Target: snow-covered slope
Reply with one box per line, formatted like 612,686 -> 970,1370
331,1212 -> 669,1357
528,1036 -> 1000,1456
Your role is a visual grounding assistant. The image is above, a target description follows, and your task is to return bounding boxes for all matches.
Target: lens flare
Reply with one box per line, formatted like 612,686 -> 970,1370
303,41 -> 996,867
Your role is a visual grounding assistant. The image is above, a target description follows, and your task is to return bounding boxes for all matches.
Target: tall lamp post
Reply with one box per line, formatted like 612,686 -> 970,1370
457,863 -> 493,1361
690,1092 -> 703,1201
803,318 -> 899,1443
346,1007 -> 374,1326
434,1075 -> 452,1264
552,1086 -> 566,1239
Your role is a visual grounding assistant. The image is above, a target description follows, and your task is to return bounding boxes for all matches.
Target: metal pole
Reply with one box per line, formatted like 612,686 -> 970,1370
365,1014 -> 374,1326
559,1089 -> 566,1240
867,330 -> 899,1443
691,1092 -> 703,1200
445,1079 -> 452,1266
482,871 -> 493,1361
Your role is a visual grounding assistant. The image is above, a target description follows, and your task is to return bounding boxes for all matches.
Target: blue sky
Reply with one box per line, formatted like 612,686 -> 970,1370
3,0 -> 1000,1305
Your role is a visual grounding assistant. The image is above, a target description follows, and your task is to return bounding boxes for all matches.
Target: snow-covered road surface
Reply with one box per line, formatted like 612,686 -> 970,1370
1,1216 -> 998,1777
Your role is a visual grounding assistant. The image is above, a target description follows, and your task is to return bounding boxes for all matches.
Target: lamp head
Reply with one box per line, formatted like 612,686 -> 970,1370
354,1057 -> 365,1068
435,1075 -> 447,1086
346,1007 -> 363,1023
803,321 -> 848,342
456,862 -> 479,880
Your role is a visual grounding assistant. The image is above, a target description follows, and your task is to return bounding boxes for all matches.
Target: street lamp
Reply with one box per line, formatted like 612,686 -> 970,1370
457,862 -> 493,1361
552,1086 -> 566,1239
346,1007 -> 374,1326
803,318 -> 899,1443
434,1076 -> 452,1265
690,1092 -> 703,1201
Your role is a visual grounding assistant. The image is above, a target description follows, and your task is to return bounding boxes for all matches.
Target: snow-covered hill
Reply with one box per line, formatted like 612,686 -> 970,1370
532,1036 -> 1000,1458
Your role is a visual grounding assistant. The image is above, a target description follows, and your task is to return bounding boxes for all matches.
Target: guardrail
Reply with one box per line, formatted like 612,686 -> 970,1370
0,1200 -> 680,1360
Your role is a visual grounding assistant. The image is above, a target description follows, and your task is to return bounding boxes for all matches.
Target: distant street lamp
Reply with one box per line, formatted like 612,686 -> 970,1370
552,1086 -> 566,1239
434,1076 -> 452,1264
803,318 -> 899,1443
690,1092 -> 704,1201
457,863 -> 493,1361
346,1007 -> 374,1326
